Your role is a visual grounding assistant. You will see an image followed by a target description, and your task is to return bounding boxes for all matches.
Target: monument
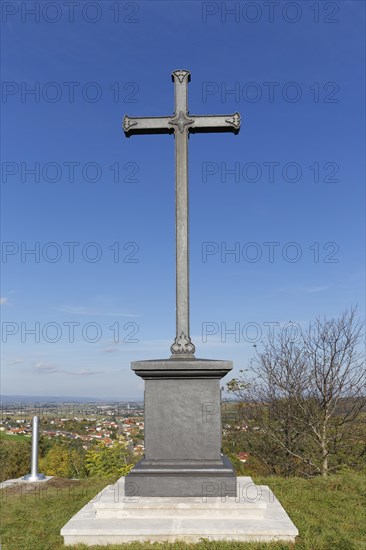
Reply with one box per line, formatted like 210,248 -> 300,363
61,70 -> 298,545
123,68 -> 239,498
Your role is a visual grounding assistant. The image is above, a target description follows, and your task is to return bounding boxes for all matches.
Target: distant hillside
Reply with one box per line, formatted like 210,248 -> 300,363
0,395 -> 143,404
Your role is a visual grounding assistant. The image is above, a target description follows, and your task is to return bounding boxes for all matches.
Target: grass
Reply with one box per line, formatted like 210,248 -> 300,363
0,432 -> 31,442
0,471 -> 365,550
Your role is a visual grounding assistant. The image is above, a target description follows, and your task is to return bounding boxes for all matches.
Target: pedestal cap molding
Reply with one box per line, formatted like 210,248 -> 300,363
131,359 -> 233,380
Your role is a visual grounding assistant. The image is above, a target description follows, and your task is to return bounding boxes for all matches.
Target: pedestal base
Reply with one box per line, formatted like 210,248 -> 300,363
60,476 -> 298,545
126,454 -> 237,497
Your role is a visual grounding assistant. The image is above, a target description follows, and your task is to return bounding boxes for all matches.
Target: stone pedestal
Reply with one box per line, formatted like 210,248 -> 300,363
60,476 -> 299,545
125,358 -> 236,497
61,358 -> 299,545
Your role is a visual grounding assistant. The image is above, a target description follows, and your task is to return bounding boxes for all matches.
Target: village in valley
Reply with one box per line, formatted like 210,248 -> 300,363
1,402 -> 145,455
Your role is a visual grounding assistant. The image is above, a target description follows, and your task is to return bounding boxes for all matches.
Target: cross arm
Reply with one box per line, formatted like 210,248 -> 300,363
123,115 -> 173,137
190,112 -> 241,134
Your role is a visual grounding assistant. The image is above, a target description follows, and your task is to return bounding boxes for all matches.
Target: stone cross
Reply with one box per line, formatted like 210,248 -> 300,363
124,70 -> 240,358
123,71 -> 241,497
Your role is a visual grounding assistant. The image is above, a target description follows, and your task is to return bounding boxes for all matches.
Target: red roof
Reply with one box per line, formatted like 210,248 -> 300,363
237,452 -> 249,461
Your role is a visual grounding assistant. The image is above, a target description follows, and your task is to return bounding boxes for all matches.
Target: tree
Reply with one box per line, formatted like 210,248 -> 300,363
0,438 -> 31,482
85,441 -> 134,478
38,434 -> 53,457
226,308 -> 365,477
39,444 -> 87,478
301,308 -> 365,476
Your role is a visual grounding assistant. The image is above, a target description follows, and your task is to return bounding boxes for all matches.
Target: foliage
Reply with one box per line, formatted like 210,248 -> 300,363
38,434 -> 53,457
39,444 -> 87,478
85,441 -> 134,477
0,437 -> 31,482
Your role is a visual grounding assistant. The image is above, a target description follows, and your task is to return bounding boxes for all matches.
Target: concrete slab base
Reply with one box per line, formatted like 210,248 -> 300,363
61,476 -> 298,545
0,475 -> 53,489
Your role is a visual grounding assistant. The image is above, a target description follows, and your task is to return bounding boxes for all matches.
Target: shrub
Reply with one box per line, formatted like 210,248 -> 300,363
0,438 -> 31,482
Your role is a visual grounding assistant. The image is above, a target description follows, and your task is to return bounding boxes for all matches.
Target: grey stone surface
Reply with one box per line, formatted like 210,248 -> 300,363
144,378 -> 221,460
132,358 -> 233,378
61,476 -> 299,545
126,456 -> 237,498
126,358 -> 236,496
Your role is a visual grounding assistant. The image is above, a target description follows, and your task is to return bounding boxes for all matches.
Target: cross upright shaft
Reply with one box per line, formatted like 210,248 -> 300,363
123,70 -> 240,358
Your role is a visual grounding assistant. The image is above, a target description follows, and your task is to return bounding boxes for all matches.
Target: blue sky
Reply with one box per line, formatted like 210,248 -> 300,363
1,0 -> 365,399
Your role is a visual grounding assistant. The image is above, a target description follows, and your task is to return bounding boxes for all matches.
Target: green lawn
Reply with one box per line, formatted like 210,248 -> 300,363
0,471 -> 365,550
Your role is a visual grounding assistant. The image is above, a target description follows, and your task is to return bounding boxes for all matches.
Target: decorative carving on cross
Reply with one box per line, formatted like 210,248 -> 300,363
225,113 -> 241,130
169,111 -> 194,134
170,332 -> 196,356
123,116 -> 138,132
172,69 -> 190,84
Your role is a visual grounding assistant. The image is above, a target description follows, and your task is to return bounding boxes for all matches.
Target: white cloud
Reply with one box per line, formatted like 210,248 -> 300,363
0,297 -> 9,305
278,284 -> 331,294
7,358 -> 24,366
302,285 -> 331,293
34,362 -> 60,373
34,362 -> 104,376
67,369 -> 105,376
